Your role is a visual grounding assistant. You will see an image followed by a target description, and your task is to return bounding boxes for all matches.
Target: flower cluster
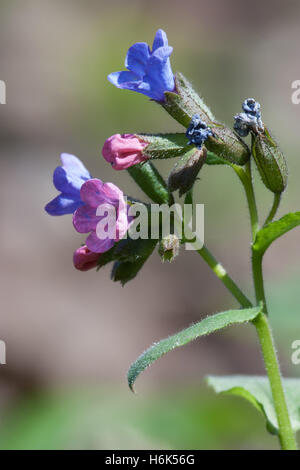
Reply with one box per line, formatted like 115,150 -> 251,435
45,30 -> 176,273
45,30 -> 261,278
45,154 -> 131,271
234,98 -> 264,137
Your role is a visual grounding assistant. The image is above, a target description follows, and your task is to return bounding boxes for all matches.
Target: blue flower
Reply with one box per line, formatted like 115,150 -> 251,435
45,154 -> 92,216
186,114 -> 214,149
108,29 -> 175,102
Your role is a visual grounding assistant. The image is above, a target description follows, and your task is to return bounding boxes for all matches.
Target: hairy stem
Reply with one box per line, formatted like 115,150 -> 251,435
252,271 -> 297,449
233,161 -> 259,240
237,158 -> 297,450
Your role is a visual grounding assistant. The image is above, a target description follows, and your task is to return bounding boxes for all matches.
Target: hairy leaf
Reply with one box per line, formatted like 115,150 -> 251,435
97,236 -> 156,269
127,162 -> 171,205
207,375 -> 300,434
128,307 -> 262,391
253,212 -> 300,256
111,239 -> 157,286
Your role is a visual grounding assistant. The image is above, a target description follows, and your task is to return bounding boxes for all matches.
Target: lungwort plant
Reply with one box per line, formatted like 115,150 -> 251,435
45,29 -> 300,450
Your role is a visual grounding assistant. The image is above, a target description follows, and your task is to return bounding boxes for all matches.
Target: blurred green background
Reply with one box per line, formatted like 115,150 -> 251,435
0,0 -> 300,449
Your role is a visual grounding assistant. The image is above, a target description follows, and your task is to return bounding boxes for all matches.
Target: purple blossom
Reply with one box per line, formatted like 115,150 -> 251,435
45,154 -> 91,216
108,29 -> 175,102
73,179 -> 130,253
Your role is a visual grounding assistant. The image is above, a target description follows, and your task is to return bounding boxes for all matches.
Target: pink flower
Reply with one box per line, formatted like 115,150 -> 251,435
73,246 -> 100,271
102,134 -> 148,170
73,179 -> 130,253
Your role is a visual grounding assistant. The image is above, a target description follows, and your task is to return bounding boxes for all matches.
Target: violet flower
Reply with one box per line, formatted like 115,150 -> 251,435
73,179 -> 130,253
45,154 -> 91,216
108,29 -> 175,102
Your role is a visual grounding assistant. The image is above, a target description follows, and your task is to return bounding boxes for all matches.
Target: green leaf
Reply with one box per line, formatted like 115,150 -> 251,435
253,212 -> 300,256
111,239 -> 157,286
127,162 -> 171,205
128,306 -> 262,391
97,235 -> 156,270
206,151 -> 229,165
207,375 -> 300,434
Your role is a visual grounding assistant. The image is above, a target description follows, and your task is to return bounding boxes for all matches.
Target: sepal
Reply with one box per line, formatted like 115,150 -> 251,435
137,133 -> 190,160
168,146 -> 207,196
252,128 -> 288,194
162,73 -> 250,165
111,239 -> 157,285
127,161 -> 171,204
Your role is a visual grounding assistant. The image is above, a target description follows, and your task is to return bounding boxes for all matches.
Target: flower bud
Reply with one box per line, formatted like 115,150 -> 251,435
234,98 -> 287,193
73,246 -> 100,271
252,128 -> 288,194
168,146 -> 207,196
186,114 -> 214,148
162,73 -> 250,165
102,134 -> 148,170
158,234 -> 180,263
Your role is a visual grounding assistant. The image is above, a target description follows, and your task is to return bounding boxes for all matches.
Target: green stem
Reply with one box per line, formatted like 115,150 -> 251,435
183,191 -> 252,308
264,193 -> 281,226
238,159 -> 297,450
233,161 -> 259,240
197,245 -> 252,308
252,266 -> 297,450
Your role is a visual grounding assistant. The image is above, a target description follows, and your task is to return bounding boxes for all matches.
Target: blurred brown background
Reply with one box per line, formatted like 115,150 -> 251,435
0,0 -> 300,449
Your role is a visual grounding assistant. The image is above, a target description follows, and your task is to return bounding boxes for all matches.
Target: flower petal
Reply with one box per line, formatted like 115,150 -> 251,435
125,42 -> 150,76
85,231 -> 115,254
73,204 -> 99,233
73,246 -> 100,271
101,182 -> 125,205
60,153 -> 91,179
53,167 -> 85,196
144,47 -> 175,100
53,154 -> 91,196
79,179 -> 105,207
152,29 -> 169,51
45,195 -> 82,216
107,71 -> 142,90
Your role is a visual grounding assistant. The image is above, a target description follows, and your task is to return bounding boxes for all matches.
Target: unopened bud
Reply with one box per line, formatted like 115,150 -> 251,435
234,98 -> 288,193
158,234 -> 180,263
252,128 -> 288,194
168,146 -> 207,196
